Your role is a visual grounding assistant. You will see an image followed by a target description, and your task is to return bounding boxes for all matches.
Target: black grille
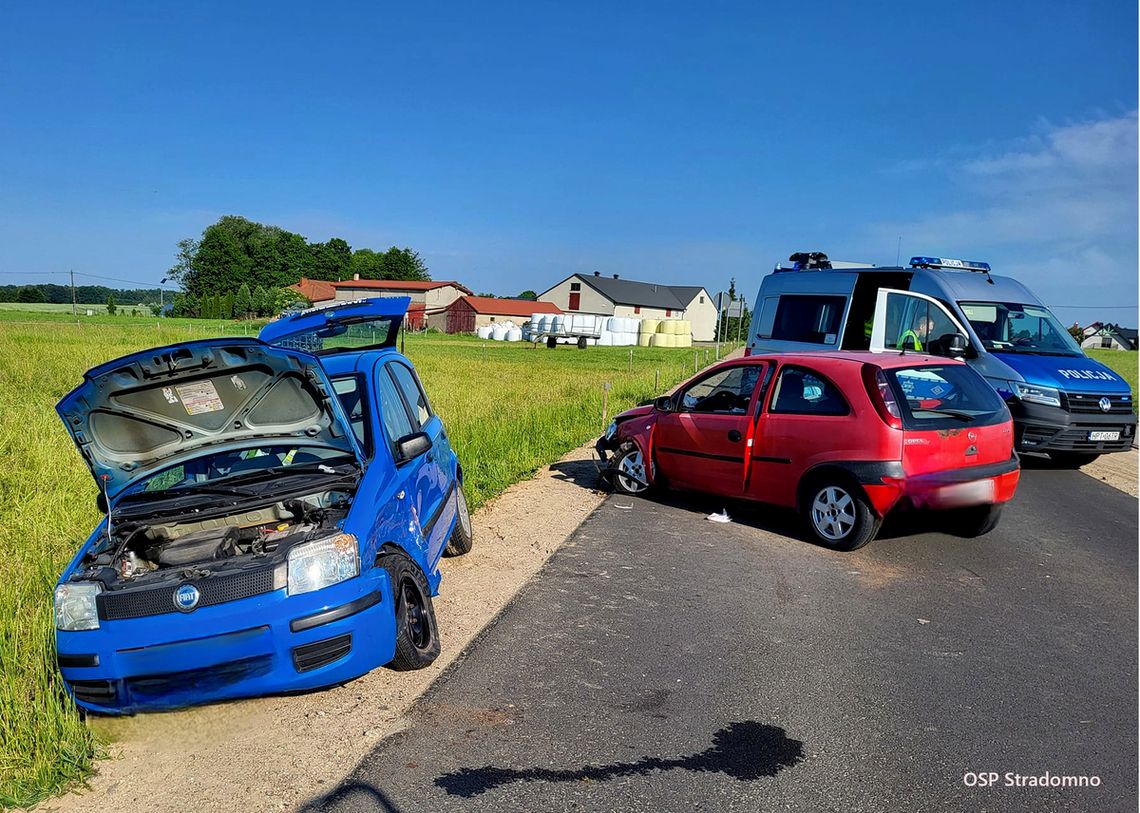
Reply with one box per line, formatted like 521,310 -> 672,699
69,679 -> 117,706
292,633 -> 352,673
100,567 -> 278,621
1065,392 -> 1134,415
125,654 -> 273,704
1021,425 -> 1133,452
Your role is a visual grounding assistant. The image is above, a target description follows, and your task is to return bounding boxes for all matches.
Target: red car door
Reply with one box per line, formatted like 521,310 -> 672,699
748,364 -> 860,508
654,363 -> 767,497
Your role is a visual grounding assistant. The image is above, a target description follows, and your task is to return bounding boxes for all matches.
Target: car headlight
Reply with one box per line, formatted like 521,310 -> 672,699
54,582 -> 101,631
287,533 -> 360,596
1011,382 -> 1061,408
604,420 -> 618,441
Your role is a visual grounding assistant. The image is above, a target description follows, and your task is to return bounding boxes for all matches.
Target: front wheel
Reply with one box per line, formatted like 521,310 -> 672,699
379,550 -> 441,671
1048,451 -> 1101,468
804,481 -> 880,551
612,446 -> 651,496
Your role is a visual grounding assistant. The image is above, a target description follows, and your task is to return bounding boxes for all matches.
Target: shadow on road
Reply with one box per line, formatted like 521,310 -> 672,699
433,720 -> 805,798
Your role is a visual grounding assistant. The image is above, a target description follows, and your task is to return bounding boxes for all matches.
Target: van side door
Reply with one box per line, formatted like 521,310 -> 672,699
869,289 -> 972,357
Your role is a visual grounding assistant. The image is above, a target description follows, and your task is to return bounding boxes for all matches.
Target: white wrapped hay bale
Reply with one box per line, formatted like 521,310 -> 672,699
506,328 -> 523,342
638,332 -> 653,347
640,318 -> 661,335
491,325 -> 509,341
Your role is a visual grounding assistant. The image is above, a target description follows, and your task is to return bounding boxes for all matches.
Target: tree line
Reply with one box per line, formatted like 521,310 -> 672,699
0,283 -> 162,305
169,215 -> 431,300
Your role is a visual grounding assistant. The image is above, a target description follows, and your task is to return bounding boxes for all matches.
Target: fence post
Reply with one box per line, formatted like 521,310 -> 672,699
628,348 -> 633,373
655,369 -> 660,392
602,382 -> 611,430
694,351 -> 698,373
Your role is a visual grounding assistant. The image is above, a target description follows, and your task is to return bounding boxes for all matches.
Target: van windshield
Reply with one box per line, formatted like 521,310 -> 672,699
959,301 -> 1082,357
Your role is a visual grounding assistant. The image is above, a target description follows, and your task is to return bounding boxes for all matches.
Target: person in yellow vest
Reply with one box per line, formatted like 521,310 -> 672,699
898,314 -> 935,351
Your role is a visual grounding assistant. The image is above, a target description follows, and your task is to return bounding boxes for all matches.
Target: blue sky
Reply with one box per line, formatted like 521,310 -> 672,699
1,1 -> 1136,324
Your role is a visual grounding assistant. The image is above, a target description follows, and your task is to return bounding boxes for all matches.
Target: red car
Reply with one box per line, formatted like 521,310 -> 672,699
597,351 -> 1020,550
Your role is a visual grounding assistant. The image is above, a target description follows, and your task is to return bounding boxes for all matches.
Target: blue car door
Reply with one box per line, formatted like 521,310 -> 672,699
375,359 -> 454,565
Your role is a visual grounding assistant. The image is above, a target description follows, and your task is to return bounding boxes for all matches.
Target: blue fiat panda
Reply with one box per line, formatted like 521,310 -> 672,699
53,297 -> 472,713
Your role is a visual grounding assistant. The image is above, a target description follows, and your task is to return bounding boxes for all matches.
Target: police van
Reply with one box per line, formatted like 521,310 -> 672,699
746,252 -> 1136,467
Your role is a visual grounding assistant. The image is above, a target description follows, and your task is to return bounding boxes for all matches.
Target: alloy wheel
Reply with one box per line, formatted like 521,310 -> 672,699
811,486 -> 856,541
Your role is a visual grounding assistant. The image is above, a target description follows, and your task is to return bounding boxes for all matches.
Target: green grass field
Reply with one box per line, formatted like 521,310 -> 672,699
0,314 -> 734,807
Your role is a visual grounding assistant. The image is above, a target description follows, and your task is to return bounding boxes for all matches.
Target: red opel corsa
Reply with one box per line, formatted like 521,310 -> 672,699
597,352 -> 1021,550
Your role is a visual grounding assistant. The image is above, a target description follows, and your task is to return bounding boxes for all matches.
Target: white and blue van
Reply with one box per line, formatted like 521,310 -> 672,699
746,253 -> 1135,467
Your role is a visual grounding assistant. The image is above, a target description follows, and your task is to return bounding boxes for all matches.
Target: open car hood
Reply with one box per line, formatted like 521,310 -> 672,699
259,296 -> 409,353
56,338 -> 361,499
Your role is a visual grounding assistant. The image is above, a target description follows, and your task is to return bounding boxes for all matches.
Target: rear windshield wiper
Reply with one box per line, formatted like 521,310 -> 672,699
914,408 -> 979,422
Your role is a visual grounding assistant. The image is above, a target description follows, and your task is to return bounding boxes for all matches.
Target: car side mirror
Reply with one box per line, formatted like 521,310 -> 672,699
654,395 -> 675,413
394,431 -> 432,465
947,332 -> 968,358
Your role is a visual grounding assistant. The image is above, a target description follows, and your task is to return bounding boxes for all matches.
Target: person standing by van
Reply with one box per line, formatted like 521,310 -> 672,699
898,314 -> 936,351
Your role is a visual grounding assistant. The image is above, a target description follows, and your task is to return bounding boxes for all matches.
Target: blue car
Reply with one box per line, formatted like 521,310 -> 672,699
53,297 -> 473,714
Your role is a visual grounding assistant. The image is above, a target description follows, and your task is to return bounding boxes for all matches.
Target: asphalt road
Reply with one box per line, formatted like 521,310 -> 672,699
304,460 -> 1138,813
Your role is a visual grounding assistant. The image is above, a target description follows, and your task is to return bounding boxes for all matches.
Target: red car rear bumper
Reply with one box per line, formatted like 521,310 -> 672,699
864,456 -> 1021,517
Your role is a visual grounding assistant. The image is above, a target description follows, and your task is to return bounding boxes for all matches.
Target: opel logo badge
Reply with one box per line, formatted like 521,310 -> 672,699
1099,397 -> 1112,413
967,431 -> 977,442
174,583 -> 200,612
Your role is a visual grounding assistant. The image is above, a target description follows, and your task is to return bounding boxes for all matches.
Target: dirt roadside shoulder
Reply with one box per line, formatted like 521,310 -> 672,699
1083,448 -> 1138,498
42,442 -> 610,813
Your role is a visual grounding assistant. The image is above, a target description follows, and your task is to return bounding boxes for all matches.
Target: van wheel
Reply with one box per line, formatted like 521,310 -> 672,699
804,481 -> 880,551
953,504 -> 1003,538
1048,452 -> 1101,468
379,551 -> 441,671
612,446 -> 651,496
443,487 -> 473,556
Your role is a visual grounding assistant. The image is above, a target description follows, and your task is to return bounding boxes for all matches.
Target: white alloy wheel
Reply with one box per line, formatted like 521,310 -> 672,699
615,448 -> 649,494
811,486 -> 856,541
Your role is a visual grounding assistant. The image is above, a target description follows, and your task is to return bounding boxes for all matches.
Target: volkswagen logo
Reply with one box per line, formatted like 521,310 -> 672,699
173,583 -> 200,612
1099,397 -> 1112,413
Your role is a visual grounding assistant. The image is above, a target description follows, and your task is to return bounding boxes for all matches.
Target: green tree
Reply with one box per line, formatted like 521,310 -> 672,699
274,287 -> 309,313
517,290 -> 538,300
167,237 -> 199,287
149,302 -> 163,317
310,238 -> 353,281
16,285 -> 45,303
235,283 -> 252,319
222,291 -> 235,320
251,285 -> 268,316
106,294 -> 117,315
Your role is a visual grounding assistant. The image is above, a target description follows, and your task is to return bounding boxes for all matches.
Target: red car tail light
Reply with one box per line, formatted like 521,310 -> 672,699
862,365 -> 902,430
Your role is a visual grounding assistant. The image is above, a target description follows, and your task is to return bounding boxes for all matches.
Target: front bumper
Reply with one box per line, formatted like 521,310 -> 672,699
1011,400 -> 1136,454
56,573 -> 395,714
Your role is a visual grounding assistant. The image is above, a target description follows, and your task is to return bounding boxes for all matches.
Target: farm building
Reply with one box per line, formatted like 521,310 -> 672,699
288,276 -> 472,330
1081,322 -> 1138,351
538,272 -> 718,341
445,296 -> 561,334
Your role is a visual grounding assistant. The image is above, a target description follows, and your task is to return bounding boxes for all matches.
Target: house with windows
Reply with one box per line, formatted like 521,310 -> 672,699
1081,322 -> 1138,351
538,272 -> 718,341
288,275 -> 472,330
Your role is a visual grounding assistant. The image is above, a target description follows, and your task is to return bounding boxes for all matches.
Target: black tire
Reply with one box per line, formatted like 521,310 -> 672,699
1047,451 -> 1101,468
953,504 -> 1003,538
546,336 -> 557,349
611,445 -> 651,496
443,487 -> 474,556
802,479 -> 881,551
379,550 -> 441,671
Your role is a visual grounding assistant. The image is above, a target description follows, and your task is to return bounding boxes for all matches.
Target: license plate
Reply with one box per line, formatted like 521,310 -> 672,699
1088,431 -> 1121,442
935,479 -> 995,508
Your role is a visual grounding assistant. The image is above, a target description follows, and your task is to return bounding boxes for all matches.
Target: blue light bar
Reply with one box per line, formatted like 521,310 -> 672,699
909,256 -> 991,272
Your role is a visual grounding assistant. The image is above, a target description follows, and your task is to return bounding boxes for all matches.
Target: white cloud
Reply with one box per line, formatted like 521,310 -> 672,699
867,113 -> 1137,322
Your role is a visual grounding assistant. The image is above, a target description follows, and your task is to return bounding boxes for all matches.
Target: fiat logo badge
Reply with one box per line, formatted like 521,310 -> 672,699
174,583 -> 200,612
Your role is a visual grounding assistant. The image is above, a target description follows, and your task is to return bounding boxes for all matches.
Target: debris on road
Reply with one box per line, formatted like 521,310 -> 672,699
707,509 -> 732,524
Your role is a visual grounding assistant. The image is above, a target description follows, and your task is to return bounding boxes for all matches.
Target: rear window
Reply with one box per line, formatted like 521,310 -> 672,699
770,295 -> 846,344
886,365 -> 1007,429
274,316 -> 396,355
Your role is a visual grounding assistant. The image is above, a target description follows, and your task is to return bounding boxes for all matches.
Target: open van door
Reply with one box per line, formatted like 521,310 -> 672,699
869,288 -> 970,357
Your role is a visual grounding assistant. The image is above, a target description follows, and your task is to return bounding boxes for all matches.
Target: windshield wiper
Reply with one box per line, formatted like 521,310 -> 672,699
915,408 -> 978,421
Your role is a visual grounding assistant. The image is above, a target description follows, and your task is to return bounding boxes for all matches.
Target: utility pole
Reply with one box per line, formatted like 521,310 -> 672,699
70,269 -> 77,317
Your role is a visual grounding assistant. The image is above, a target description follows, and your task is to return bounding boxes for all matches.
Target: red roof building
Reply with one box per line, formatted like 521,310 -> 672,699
288,277 -> 337,303
445,296 -> 561,334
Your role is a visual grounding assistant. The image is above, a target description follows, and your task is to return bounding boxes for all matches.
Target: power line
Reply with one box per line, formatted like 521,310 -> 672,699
0,270 -> 173,287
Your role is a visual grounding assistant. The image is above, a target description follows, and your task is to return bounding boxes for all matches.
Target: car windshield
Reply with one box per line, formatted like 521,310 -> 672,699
123,445 -> 356,498
959,301 -> 1082,356
887,365 -> 1007,428
273,315 -> 396,355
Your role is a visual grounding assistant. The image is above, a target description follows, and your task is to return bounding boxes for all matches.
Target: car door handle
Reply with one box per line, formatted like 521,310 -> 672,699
727,430 -> 742,442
